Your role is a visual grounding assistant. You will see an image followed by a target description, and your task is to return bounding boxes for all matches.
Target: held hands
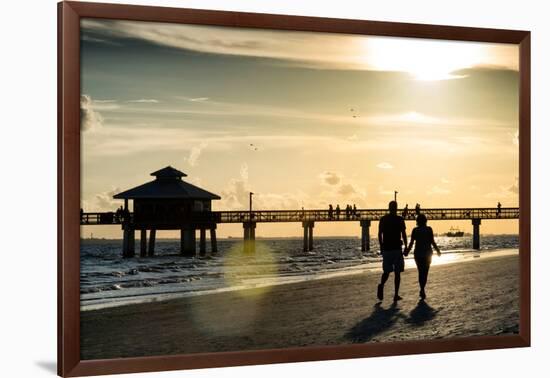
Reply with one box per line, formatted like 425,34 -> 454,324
403,247 -> 410,256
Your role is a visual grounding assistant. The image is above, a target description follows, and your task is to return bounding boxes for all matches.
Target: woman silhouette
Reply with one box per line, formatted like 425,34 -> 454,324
405,214 -> 441,300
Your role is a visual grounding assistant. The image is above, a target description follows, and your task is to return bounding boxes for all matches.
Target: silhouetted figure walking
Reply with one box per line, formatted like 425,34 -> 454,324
345,204 -> 351,219
377,201 -> 407,302
328,204 -> 334,219
353,204 -> 357,217
497,202 -> 502,217
336,205 -> 341,220
405,214 -> 441,300
415,203 -> 421,215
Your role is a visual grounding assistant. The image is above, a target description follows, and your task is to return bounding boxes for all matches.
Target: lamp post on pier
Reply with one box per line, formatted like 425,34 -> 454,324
249,192 -> 254,220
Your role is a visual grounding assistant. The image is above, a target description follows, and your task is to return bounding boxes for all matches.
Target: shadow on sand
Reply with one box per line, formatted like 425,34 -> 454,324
346,302 -> 403,343
406,300 -> 439,326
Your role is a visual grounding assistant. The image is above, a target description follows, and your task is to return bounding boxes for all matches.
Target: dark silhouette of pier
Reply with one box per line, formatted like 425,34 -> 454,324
80,166 -> 519,257
81,207 -> 519,256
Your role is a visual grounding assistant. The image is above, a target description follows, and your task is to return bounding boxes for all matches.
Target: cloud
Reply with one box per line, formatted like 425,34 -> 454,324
126,99 -> 159,103
427,186 -> 451,195
81,34 -> 122,46
319,171 -> 367,206
219,164 -> 304,210
319,171 -> 341,186
509,177 -> 519,194
378,186 -> 394,196
82,187 -> 121,211
93,99 -> 117,103
484,177 -> 519,202
376,162 -> 394,170
189,97 -> 209,102
80,94 -> 103,131
217,166 -> 367,211
441,177 -> 451,184
81,19 -> 518,74
338,183 -> 357,196
218,163 -> 252,210
185,142 -> 207,167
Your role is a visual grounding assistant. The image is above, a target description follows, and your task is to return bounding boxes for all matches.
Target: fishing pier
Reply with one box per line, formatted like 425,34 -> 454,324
80,166 -> 519,257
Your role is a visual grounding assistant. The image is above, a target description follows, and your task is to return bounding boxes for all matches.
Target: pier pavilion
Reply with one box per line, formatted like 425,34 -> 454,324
113,166 -> 221,258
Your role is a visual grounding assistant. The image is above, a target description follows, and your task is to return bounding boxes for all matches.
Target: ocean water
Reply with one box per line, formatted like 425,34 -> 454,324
80,235 -> 519,310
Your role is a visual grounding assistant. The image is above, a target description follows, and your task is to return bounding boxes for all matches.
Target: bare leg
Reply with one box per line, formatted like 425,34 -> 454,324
378,272 -> 389,300
380,272 -> 390,285
394,272 -> 401,300
417,261 -> 430,299
420,265 -> 430,291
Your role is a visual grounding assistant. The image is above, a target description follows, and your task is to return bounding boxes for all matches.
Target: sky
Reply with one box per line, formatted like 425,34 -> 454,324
80,19 -> 519,238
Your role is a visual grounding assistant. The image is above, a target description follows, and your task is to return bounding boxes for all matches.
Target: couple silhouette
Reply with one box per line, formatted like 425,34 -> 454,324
377,201 -> 441,302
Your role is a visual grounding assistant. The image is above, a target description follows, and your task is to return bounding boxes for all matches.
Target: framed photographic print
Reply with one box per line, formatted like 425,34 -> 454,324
58,1 -> 530,376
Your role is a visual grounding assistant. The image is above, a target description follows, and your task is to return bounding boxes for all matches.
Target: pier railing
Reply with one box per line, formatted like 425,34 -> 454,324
213,207 -> 519,223
80,207 -> 519,226
80,212 -> 132,225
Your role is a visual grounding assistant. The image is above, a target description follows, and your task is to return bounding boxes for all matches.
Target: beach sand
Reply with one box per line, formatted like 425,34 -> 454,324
80,253 -> 519,360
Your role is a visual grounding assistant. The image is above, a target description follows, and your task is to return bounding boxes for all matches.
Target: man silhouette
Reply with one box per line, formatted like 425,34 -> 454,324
377,201 -> 407,302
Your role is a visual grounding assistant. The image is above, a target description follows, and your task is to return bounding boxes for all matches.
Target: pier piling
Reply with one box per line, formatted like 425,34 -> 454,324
308,222 -> 314,251
360,220 -> 371,252
210,226 -> 218,253
140,229 -> 147,257
243,222 -> 256,254
183,229 -> 196,256
302,221 -> 314,252
472,218 -> 481,250
199,229 -> 207,256
122,227 -> 135,258
148,229 -> 156,256
180,229 -> 185,255
303,223 -> 308,252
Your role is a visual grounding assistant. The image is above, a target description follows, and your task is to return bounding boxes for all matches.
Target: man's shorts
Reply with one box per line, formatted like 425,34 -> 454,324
382,249 -> 405,273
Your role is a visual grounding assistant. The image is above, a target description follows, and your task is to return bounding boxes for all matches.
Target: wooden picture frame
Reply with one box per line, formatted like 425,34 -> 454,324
58,1 -> 530,376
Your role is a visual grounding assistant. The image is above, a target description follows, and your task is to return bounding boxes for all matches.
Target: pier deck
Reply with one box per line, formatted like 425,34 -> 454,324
80,207 -> 518,256
80,207 -> 519,226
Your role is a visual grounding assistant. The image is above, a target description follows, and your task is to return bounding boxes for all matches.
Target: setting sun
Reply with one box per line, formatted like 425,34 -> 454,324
362,37 -> 517,80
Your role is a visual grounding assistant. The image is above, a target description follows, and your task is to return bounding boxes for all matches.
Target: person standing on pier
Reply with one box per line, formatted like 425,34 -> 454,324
328,204 -> 333,219
115,206 -> 123,223
404,214 -> 441,300
377,201 -> 407,302
335,204 -> 341,220
402,204 -> 409,219
497,202 -> 502,217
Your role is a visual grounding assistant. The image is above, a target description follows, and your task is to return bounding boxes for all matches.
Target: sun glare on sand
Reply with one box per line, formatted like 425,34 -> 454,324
222,241 -> 279,299
362,37 -> 504,81
189,242 -> 279,335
